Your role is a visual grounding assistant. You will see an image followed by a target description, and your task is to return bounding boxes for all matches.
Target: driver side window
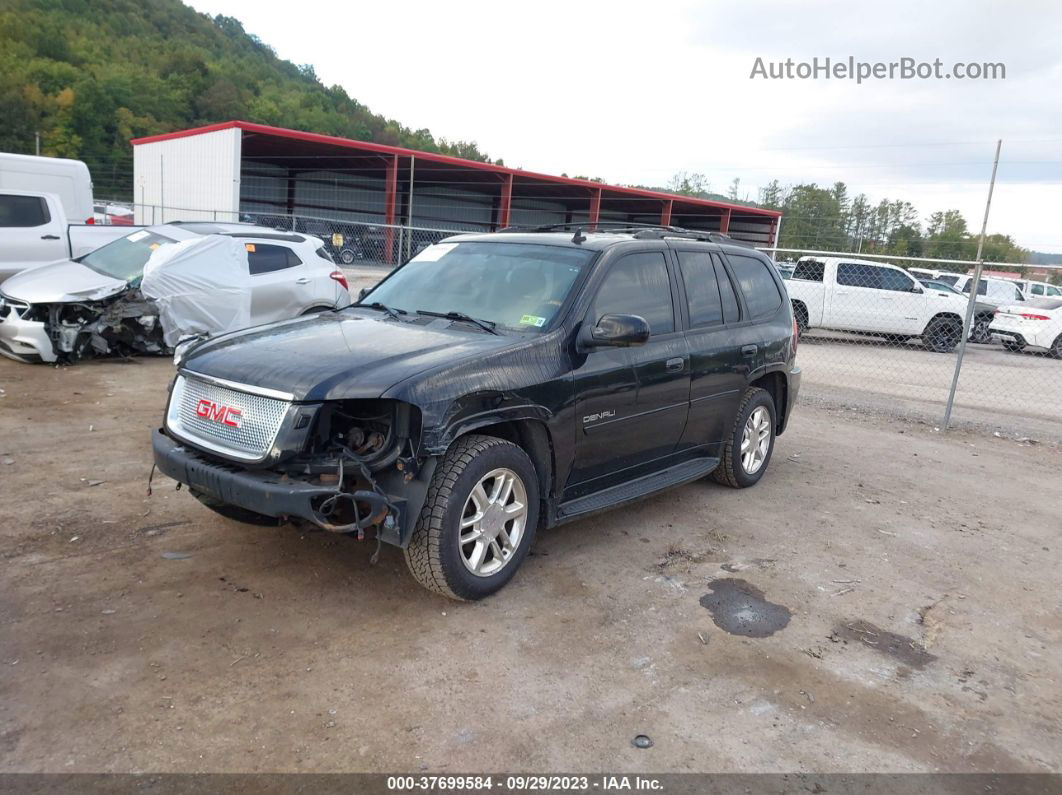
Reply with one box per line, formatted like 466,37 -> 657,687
592,252 -> 674,336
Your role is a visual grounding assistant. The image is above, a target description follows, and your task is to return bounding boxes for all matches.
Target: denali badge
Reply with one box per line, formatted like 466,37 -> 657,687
583,410 -> 616,424
195,398 -> 243,428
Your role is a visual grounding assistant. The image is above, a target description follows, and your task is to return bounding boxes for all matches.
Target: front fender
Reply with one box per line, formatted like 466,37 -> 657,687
423,395 -> 554,455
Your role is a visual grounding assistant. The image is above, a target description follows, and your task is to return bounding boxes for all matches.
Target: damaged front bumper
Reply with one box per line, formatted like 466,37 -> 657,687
152,428 -> 429,546
0,290 -> 168,364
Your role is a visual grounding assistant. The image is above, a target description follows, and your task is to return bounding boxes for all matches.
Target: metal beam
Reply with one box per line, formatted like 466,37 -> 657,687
720,208 -> 731,235
588,188 -> 602,230
660,199 -> 673,226
498,173 -> 513,228
384,154 -> 398,265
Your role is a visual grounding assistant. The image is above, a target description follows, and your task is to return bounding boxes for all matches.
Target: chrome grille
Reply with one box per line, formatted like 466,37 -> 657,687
166,374 -> 291,461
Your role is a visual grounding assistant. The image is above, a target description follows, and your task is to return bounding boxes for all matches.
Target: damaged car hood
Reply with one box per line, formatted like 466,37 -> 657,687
182,309 -> 521,402
0,259 -> 128,303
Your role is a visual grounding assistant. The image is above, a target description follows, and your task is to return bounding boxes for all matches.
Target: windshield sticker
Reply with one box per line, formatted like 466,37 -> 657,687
127,230 -> 149,242
519,314 -> 547,327
412,242 -> 457,262
245,243 -> 256,252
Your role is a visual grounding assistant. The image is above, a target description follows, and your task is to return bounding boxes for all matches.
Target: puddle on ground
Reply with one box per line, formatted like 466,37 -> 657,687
699,578 -> 791,637
832,619 -> 937,668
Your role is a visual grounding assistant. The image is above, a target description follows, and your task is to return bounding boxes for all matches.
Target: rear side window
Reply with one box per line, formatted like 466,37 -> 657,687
676,251 -> 723,328
247,243 -> 302,275
592,252 -> 674,336
713,254 -> 741,323
726,253 -> 783,319
792,260 -> 825,281
0,194 -> 50,227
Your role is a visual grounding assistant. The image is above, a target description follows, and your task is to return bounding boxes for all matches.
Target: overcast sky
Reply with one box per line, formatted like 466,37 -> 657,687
190,0 -> 1062,252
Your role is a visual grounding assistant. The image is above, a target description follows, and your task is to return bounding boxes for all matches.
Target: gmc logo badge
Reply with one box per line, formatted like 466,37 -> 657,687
195,398 -> 243,428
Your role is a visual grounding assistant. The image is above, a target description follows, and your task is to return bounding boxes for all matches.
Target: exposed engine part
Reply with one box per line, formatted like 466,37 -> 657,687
44,289 -> 169,363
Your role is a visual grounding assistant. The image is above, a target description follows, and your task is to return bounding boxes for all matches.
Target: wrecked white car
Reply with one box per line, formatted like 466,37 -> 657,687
0,222 -> 352,363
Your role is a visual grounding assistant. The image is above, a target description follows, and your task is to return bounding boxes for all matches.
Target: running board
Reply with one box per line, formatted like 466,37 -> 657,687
557,457 -> 720,521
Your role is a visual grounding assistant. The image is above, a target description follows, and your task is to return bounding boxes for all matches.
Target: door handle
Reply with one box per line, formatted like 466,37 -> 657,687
741,344 -> 758,357
41,234 -> 60,240
295,277 -> 311,284
665,357 -> 685,372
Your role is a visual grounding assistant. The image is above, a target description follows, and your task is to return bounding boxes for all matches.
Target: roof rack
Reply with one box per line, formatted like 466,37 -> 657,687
497,221 -> 752,247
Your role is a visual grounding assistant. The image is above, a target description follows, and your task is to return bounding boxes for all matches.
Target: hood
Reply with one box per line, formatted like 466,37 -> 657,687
0,259 -> 127,303
182,309 -> 523,402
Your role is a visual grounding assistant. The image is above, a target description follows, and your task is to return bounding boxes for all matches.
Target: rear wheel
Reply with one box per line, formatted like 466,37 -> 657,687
711,387 -> 776,489
339,248 -> 357,264
1052,335 -> 1062,359
1001,338 -> 1025,353
923,316 -> 962,353
404,434 -> 538,600
792,301 -> 809,336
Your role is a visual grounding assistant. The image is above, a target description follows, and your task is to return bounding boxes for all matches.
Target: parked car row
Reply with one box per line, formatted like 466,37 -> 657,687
788,257 -> 1061,355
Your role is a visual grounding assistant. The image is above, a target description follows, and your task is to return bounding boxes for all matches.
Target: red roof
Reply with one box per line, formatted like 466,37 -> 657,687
131,120 -> 781,219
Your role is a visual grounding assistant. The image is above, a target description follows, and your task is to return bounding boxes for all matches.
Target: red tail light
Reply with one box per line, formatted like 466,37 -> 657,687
329,270 -> 349,290
792,315 -> 799,355
85,217 -> 94,224
1020,313 -> 1049,320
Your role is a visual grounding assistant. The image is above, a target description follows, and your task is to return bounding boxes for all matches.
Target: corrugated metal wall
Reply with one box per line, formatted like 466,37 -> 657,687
132,128 -> 241,224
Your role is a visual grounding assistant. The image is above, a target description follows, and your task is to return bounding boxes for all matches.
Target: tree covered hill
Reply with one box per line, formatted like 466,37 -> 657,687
0,0 -> 499,196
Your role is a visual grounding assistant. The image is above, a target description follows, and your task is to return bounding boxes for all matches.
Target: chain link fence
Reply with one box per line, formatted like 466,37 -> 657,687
769,248 -> 1062,442
101,200 -> 1062,442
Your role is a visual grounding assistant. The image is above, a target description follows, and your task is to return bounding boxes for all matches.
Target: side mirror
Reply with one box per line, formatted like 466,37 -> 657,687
358,287 -> 370,301
580,313 -> 651,349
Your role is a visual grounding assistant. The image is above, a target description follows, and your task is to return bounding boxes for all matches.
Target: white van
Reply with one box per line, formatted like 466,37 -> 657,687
0,153 -> 94,226
1012,278 -> 1062,298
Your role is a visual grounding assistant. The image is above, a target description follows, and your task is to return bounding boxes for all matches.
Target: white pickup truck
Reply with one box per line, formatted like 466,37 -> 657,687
785,256 -> 971,353
0,190 -> 134,283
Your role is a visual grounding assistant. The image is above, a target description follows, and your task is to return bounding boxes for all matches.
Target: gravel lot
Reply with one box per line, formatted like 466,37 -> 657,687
786,332 -> 1062,444
1,354 -> 1059,774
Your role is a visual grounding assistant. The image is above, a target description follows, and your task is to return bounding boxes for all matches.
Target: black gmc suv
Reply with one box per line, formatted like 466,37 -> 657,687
152,225 -> 801,600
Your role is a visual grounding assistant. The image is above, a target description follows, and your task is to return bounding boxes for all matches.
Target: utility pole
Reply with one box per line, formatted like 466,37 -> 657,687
35,131 -> 40,156
943,139 -> 1002,428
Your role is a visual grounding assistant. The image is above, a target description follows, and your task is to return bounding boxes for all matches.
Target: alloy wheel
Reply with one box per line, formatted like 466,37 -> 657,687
459,468 -> 528,577
740,407 -> 772,475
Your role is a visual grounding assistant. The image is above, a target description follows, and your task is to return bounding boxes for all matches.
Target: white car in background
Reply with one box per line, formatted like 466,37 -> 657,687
989,297 -> 1062,357
1011,278 -> 1062,298
0,222 -> 351,363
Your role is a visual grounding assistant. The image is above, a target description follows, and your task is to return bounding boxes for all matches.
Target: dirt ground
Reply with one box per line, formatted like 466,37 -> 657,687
1,354 -> 1060,775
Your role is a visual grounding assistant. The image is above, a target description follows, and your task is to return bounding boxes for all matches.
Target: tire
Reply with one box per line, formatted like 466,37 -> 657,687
1001,339 -> 1025,353
300,305 -> 332,316
404,434 -> 539,601
792,301 -> 809,336
190,489 -> 284,527
711,387 -> 776,489
1052,335 -> 1062,359
339,249 -> 356,265
970,316 -> 992,344
923,316 -> 962,353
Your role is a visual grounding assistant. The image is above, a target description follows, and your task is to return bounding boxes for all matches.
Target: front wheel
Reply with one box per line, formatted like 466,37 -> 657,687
970,316 -> 992,344
711,387 -> 776,489
1001,339 -> 1025,353
404,434 -> 539,600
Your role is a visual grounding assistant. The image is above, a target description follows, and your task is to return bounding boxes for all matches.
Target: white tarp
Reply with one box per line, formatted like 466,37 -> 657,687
140,236 -> 251,346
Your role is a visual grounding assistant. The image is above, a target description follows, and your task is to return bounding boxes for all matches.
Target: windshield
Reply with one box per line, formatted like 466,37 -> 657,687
80,230 -> 177,282
362,241 -> 596,331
